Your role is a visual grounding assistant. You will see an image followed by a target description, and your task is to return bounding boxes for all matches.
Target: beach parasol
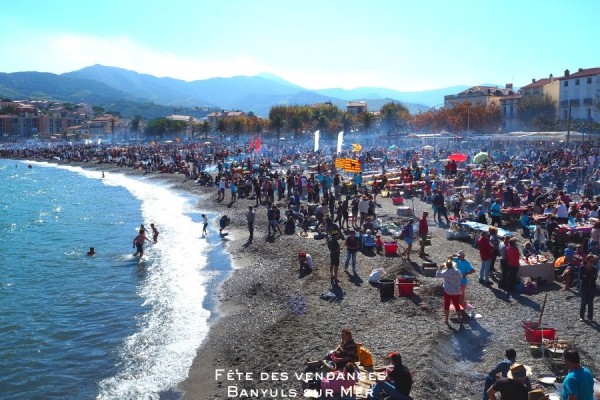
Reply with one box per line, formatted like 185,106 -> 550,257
422,145 -> 434,151
448,153 -> 467,163
473,152 -> 489,164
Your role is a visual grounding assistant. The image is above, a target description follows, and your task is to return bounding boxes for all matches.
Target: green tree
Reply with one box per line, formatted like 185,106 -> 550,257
380,102 -> 410,135
199,120 -> 211,139
358,111 -> 376,134
518,94 -> 557,129
339,112 -> 355,135
131,115 -> 142,138
216,119 -> 227,138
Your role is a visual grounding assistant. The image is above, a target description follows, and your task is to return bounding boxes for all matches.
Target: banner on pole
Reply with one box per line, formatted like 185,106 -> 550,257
336,131 -> 344,154
314,130 -> 320,152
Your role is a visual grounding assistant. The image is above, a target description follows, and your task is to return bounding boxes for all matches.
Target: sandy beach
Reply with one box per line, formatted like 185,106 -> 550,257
13,158 -> 600,400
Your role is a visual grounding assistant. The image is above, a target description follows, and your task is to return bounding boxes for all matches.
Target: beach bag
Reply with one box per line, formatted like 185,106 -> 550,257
356,343 -> 374,368
368,268 -> 384,284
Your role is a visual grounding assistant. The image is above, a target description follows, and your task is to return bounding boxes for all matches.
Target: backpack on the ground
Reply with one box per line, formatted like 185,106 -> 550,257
356,343 -> 374,368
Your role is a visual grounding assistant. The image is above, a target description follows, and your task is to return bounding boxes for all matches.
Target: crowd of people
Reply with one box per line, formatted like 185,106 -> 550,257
3,136 -> 600,399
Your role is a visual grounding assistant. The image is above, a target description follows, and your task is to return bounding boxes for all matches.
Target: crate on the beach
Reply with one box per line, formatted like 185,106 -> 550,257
422,262 -> 437,277
522,321 -> 557,344
384,241 -> 398,256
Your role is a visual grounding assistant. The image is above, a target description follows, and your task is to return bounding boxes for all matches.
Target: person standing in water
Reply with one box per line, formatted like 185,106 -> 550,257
150,223 -> 159,243
133,229 -> 151,257
202,214 -> 208,236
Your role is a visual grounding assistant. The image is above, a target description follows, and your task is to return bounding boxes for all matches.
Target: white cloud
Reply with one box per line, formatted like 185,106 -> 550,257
3,32 -> 270,81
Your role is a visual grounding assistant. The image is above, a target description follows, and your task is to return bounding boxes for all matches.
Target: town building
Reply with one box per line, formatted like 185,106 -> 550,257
557,67 -> 600,123
346,101 -> 367,115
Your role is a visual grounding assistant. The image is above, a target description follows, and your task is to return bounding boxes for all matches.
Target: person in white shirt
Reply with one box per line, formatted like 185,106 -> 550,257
298,251 -> 314,272
358,196 -> 370,226
555,201 -> 569,223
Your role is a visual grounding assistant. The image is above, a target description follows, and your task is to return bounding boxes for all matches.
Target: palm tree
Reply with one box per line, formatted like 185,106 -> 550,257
199,121 -> 211,139
340,112 -> 355,135
380,102 -> 409,135
269,114 -> 284,137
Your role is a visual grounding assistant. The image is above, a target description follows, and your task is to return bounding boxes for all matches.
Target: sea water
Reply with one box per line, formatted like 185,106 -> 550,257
0,159 -> 229,400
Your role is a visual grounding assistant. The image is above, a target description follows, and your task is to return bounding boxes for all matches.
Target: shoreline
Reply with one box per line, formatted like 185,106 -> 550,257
10,157 -> 600,400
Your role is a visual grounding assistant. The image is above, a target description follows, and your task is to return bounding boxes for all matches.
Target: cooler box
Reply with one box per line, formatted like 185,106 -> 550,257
522,321 -> 557,344
392,196 -> 404,206
384,241 -> 398,256
379,279 -> 395,299
396,277 -> 417,297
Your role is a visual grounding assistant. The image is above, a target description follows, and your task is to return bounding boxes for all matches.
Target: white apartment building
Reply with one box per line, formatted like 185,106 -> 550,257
557,67 -> 600,122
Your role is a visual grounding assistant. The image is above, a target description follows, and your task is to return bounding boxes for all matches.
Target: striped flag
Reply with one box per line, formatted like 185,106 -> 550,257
334,157 -> 361,172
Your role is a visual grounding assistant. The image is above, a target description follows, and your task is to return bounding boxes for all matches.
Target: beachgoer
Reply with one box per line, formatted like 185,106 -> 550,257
306,327 -> 359,368
481,348 -> 517,400
344,228 -> 360,275
247,206 -> 255,242
489,198 -> 502,228
418,211 -> 429,258
367,352 -> 413,400
578,254 -> 598,322
486,363 -> 532,400
478,231 -> 494,286
219,215 -> 230,235
150,223 -> 159,243
401,219 -> 415,261
328,230 -> 341,284
87,247 -> 96,256
132,229 -> 151,257
449,250 -> 476,308
505,238 -> 521,292
562,348 -> 595,400
436,259 -> 463,324
298,251 -> 313,272
202,214 -> 208,236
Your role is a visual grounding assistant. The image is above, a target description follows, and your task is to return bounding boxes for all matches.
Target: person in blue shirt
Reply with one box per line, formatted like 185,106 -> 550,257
520,211 -> 531,238
481,348 -> 519,400
562,349 -> 594,400
362,229 -> 376,255
449,250 -> 476,309
490,198 -> 503,228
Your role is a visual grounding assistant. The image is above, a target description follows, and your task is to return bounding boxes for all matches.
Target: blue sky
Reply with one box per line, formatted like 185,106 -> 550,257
2,0 -> 599,91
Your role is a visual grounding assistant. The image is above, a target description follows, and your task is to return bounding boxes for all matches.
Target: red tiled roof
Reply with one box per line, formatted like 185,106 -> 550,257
521,78 -> 554,89
558,67 -> 600,80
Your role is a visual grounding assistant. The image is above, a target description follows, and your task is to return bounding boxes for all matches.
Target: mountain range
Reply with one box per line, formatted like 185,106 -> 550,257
0,64 -> 474,119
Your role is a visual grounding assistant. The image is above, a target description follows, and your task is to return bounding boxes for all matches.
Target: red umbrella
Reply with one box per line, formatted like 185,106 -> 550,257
448,153 -> 467,162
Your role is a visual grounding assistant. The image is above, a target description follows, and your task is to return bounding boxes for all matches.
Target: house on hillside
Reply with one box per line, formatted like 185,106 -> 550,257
207,111 -> 247,129
347,101 -> 367,115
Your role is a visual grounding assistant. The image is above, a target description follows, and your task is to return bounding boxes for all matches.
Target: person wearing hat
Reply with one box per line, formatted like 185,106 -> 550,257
298,251 -> 313,272
486,362 -> 532,400
368,352 -> 413,400
449,251 -> 476,309
562,348 -> 594,400
527,389 -> 549,400
436,259 -> 463,324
